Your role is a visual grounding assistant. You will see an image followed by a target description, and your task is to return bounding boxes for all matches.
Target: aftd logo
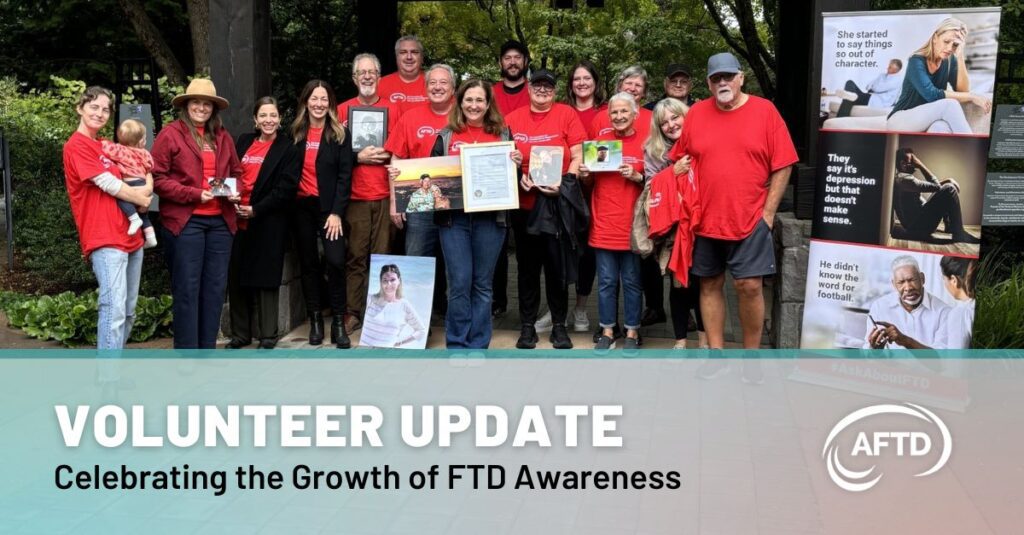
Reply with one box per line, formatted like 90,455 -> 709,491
822,403 -> 951,492
417,126 -> 437,139
390,93 -> 407,102
513,133 -> 528,144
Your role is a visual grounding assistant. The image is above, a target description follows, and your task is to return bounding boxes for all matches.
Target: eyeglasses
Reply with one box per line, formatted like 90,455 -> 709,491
667,77 -> 691,86
531,85 -> 555,93
355,69 -> 380,77
709,72 -> 738,84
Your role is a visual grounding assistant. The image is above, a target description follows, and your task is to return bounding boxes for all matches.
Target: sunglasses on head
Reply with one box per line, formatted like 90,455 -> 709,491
709,72 -> 738,84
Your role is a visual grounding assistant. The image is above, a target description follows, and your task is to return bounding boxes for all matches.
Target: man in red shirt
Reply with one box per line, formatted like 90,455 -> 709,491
337,53 -> 399,334
377,35 -> 428,117
669,52 -> 798,383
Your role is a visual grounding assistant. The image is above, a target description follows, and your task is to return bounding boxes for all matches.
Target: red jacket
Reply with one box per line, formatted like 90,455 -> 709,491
152,120 -> 243,235
648,166 -> 702,287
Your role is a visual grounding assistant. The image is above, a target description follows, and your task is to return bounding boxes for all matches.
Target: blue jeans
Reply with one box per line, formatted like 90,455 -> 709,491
595,248 -> 642,330
405,212 -> 439,256
162,215 -> 233,349
439,212 -> 505,348
90,247 -> 144,349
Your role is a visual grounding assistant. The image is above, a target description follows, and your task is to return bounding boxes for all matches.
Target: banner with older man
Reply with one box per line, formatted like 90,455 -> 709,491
800,7 -> 1001,351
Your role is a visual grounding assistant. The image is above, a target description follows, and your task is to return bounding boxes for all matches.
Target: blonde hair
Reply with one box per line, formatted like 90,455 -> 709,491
914,18 -> 968,61
644,98 -> 689,166
117,118 -> 147,147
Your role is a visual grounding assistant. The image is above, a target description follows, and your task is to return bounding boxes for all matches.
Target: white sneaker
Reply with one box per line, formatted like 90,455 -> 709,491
534,310 -> 553,333
835,89 -> 858,102
127,215 -> 143,236
573,308 -> 590,332
143,228 -> 158,249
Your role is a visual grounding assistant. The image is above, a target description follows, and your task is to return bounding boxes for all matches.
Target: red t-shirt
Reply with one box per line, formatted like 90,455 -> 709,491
62,132 -> 143,258
668,95 -> 798,240
589,129 -> 644,251
444,125 -> 502,155
337,97 -> 399,201
298,127 -> 322,198
589,106 -> 652,141
384,105 -> 450,159
239,138 -> 272,206
377,72 -> 428,116
493,82 -> 530,117
574,104 -> 606,137
505,103 -> 586,210
192,126 -> 221,216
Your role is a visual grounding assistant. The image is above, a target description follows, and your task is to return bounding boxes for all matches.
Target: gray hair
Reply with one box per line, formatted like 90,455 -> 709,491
608,91 -> 639,114
425,63 -> 456,88
615,65 -> 649,92
395,35 -> 423,55
891,255 -> 921,275
352,53 -> 381,76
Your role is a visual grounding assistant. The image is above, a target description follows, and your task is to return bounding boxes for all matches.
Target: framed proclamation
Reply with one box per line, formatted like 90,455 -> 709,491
459,141 -> 519,213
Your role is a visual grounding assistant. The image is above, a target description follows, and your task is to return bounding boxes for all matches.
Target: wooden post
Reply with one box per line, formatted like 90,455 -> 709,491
208,0 -> 272,136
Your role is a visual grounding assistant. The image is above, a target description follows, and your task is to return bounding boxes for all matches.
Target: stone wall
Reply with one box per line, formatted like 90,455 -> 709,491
771,212 -> 811,348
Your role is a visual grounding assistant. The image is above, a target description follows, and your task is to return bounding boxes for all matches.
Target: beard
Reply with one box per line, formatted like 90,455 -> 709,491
501,66 -> 525,82
358,84 -> 376,99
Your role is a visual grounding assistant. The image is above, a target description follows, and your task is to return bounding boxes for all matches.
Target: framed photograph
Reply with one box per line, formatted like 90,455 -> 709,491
529,146 -> 563,187
583,140 -> 623,171
208,176 -> 237,197
460,141 -> 519,213
360,254 -> 435,349
348,106 -> 388,152
391,155 -> 463,214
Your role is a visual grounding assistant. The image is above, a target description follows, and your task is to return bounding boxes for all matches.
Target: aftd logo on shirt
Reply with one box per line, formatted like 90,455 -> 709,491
417,126 -> 437,139
648,192 -> 662,208
513,133 -> 528,144
306,141 -> 320,151
390,93 -> 407,103
823,403 -> 952,492
242,155 -> 265,165
99,155 -> 113,169
450,141 -> 466,153
597,127 -> 614,136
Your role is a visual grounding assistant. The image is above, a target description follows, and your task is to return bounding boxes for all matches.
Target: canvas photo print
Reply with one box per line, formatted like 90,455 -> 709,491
360,254 -> 435,349
583,140 -> 623,171
391,155 -> 463,213
529,146 -> 563,187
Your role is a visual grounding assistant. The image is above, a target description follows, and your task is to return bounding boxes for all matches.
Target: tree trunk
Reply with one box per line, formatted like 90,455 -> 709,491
186,0 -> 211,76
116,0 -> 188,86
702,0 -> 776,99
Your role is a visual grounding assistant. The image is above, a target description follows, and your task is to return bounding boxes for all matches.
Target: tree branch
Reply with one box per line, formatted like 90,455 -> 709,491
116,0 -> 187,85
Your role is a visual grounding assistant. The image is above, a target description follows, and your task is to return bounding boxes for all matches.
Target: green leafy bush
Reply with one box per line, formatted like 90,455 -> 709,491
973,259 -> 1024,349
0,290 -> 172,346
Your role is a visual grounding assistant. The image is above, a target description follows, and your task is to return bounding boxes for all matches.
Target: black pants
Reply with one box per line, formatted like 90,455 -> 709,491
513,211 -> 568,327
227,251 -> 279,343
669,277 -> 703,339
837,80 -> 872,117
905,184 -> 966,239
576,242 -> 595,297
292,196 -> 346,315
642,255 -> 665,313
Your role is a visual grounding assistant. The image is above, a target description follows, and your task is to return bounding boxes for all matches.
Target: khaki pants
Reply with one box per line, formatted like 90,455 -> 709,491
345,198 -> 392,317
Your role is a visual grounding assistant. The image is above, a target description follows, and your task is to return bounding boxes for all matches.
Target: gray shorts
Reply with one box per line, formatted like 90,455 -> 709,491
691,219 -> 776,279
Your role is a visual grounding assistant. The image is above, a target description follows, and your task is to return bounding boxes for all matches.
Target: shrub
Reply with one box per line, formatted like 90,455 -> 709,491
0,290 -> 172,346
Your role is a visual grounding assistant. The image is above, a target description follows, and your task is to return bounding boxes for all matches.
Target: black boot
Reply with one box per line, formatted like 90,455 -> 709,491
308,311 -> 324,346
332,315 -> 351,349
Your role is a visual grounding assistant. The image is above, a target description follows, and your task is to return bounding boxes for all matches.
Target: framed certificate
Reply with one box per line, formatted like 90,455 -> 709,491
459,141 -> 519,213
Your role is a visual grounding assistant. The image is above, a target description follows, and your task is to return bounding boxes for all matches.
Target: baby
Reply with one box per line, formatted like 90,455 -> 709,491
101,119 -> 157,248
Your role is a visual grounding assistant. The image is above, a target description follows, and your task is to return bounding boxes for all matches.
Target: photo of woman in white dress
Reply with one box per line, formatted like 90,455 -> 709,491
359,263 -> 428,348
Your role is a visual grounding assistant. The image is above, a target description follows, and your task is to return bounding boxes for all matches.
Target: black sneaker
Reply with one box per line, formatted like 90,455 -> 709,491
492,303 -> 507,318
516,325 -> 538,349
593,323 -> 623,343
550,324 -> 573,349
225,338 -> 251,349
640,308 -> 667,326
623,336 -> 640,356
594,335 -> 616,351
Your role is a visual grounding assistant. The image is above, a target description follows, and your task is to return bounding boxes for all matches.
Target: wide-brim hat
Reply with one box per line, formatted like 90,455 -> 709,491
172,78 -> 229,110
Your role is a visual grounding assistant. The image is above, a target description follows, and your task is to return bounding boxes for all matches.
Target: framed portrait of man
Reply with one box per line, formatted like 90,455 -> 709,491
348,107 -> 389,152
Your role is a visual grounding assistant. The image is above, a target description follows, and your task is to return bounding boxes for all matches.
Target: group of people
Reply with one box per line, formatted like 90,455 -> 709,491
63,35 -> 799,375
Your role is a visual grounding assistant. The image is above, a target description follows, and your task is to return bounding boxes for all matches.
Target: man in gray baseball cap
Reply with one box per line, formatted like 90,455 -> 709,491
666,51 -> 798,384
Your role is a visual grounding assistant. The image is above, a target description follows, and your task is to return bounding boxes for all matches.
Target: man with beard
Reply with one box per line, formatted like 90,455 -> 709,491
864,255 -> 951,349
337,53 -> 400,334
492,40 -> 531,116
378,35 -> 428,116
668,52 -> 798,384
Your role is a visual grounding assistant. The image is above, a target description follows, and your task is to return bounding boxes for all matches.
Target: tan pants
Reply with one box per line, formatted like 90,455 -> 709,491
345,198 -> 392,317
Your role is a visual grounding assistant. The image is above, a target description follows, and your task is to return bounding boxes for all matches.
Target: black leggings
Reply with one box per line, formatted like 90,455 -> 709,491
292,196 -> 346,315
669,277 -> 704,340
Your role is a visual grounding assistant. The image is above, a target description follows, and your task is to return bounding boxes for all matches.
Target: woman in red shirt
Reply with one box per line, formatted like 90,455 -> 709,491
226,97 -> 301,349
289,80 -> 353,348
579,92 -> 646,352
431,79 -> 522,349
152,79 -> 242,349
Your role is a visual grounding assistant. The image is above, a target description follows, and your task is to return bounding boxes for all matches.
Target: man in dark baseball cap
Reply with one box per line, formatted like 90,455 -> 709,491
494,40 -> 531,116
644,62 -> 696,110
529,69 -> 556,86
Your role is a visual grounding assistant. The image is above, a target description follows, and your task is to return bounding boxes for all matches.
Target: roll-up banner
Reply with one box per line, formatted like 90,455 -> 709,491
801,8 -> 1000,353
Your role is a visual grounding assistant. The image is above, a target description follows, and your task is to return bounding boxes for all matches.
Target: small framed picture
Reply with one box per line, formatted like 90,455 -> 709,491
349,106 -> 388,152
583,140 -> 623,172
208,177 -> 237,197
529,146 -> 564,187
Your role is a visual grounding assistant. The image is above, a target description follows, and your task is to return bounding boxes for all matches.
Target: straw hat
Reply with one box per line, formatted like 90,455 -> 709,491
172,78 -> 229,109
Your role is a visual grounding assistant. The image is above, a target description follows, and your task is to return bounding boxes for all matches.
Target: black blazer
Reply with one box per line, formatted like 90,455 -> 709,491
307,126 -> 353,217
233,132 -> 301,288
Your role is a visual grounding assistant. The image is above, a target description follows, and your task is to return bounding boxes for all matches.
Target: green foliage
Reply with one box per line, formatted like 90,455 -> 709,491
0,291 -> 173,347
973,255 -> 1024,349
